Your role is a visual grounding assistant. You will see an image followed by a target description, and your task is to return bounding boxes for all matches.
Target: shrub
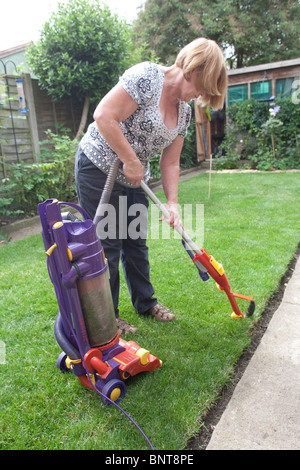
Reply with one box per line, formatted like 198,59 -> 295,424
216,97 -> 300,170
0,130 -> 78,223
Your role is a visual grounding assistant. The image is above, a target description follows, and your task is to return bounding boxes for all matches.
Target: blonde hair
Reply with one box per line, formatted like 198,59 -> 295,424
176,38 -> 228,110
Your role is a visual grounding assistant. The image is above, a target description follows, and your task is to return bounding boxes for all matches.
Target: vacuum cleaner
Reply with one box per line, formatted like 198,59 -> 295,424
38,160 -> 162,406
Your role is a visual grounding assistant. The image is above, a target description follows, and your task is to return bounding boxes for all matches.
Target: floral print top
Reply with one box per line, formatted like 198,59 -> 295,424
80,62 -> 192,187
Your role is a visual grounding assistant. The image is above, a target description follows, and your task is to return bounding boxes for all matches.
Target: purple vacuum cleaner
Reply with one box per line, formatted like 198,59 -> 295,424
38,159 -> 161,406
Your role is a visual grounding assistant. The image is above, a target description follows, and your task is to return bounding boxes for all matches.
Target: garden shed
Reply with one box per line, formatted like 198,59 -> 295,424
195,58 -> 300,161
227,58 -> 300,106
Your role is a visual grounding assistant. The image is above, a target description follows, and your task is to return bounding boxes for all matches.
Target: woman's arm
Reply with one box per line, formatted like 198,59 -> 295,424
93,84 -> 144,186
159,136 -> 184,228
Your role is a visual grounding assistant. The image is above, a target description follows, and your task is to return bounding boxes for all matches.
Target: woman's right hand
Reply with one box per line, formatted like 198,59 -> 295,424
123,157 -> 144,186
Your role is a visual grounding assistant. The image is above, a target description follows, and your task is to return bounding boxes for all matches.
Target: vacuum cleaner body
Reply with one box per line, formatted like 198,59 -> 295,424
39,198 -> 161,405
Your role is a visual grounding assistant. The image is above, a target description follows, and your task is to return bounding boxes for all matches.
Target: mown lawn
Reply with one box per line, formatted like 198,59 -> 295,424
0,171 -> 299,450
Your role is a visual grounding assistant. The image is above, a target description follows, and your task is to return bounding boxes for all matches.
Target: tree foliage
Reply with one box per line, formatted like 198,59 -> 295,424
26,0 -> 139,138
134,0 -> 197,64
217,97 -> 300,170
134,0 -> 300,67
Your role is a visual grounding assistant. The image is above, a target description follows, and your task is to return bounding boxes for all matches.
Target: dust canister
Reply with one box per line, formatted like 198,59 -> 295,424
77,267 -> 117,347
66,218 -> 118,348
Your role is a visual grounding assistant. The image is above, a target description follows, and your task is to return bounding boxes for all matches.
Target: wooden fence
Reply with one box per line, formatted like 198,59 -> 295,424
0,73 -> 82,181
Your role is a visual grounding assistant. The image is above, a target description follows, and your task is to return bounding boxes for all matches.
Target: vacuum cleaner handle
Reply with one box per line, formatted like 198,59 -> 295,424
140,180 -> 202,256
59,201 -> 91,220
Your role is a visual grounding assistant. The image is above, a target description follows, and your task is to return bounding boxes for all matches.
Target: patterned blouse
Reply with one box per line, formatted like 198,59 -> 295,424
80,62 -> 192,187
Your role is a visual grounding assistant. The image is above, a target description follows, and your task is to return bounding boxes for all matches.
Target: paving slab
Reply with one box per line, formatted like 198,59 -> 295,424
206,257 -> 300,450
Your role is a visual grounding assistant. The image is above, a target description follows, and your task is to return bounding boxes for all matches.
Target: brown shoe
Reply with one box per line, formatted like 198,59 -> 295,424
116,318 -> 138,336
147,304 -> 175,322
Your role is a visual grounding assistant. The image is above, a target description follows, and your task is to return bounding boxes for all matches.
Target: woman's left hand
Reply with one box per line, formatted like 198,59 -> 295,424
159,202 -> 182,229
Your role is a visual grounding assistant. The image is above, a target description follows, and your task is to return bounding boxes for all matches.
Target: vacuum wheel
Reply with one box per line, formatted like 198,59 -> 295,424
101,379 -> 126,406
56,352 -> 69,372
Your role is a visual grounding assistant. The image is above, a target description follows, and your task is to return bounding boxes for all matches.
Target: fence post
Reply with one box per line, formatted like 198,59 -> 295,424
23,73 -> 40,162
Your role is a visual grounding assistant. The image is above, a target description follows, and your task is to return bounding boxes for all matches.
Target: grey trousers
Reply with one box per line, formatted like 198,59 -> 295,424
75,146 -> 157,317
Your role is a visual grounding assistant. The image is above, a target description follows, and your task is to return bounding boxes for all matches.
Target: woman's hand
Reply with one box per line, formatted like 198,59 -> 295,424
123,158 -> 144,186
159,202 -> 182,229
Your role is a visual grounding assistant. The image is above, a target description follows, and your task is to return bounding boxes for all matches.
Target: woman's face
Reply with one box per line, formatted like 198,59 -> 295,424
180,70 -> 206,103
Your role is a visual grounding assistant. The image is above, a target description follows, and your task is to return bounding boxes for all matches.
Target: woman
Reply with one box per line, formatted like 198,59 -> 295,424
75,38 -> 227,335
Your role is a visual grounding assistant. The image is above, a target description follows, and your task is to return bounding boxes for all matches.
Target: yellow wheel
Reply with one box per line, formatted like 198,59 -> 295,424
101,379 -> 126,406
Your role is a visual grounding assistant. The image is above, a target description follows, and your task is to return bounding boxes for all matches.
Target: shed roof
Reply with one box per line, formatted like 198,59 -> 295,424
228,58 -> 300,76
0,43 -> 32,59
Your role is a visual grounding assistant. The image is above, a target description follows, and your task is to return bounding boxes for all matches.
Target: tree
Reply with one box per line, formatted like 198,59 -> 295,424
134,0 -> 300,67
202,0 -> 300,68
134,0 -> 200,64
26,0 -> 137,139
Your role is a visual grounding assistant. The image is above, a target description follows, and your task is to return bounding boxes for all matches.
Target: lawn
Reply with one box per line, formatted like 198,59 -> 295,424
0,171 -> 299,450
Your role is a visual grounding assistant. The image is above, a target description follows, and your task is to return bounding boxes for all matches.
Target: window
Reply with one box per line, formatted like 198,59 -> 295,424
276,77 -> 297,98
228,84 -> 248,106
250,80 -> 272,101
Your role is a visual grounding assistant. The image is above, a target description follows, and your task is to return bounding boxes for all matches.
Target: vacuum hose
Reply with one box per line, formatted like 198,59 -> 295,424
54,311 -> 80,360
93,158 -> 121,228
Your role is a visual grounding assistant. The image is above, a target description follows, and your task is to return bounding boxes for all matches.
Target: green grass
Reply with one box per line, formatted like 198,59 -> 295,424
0,172 -> 299,450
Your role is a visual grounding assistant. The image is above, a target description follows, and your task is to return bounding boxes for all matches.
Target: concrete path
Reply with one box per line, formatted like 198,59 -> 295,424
206,256 -> 300,450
